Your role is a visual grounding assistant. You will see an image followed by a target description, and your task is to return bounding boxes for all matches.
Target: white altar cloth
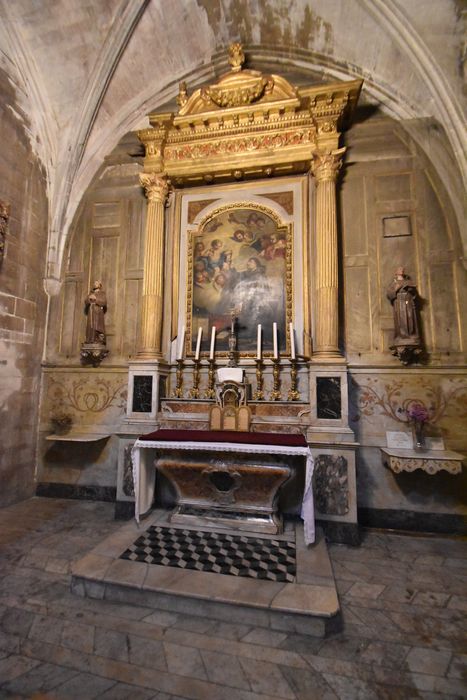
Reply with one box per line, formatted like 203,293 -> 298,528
131,438 -> 315,544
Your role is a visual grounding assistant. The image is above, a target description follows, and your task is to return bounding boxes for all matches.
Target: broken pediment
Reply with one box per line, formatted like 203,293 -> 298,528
176,43 -> 299,116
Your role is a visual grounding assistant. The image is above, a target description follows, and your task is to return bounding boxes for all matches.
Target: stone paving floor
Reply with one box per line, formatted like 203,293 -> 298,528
0,497 -> 465,699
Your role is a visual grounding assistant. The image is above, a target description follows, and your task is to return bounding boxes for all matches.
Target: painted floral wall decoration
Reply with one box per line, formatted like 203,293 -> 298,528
350,376 -> 467,438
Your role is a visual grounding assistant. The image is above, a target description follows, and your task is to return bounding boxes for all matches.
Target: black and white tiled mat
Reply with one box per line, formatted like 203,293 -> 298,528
120,525 -> 296,582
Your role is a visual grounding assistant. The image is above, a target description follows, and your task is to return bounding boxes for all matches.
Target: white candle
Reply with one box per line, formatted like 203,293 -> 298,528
177,325 -> 185,360
256,324 -> 262,360
289,322 -> 296,359
195,327 -> 202,360
273,322 -> 278,359
209,326 -> 216,360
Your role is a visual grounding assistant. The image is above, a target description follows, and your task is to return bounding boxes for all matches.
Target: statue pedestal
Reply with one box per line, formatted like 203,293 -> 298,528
80,343 -> 108,367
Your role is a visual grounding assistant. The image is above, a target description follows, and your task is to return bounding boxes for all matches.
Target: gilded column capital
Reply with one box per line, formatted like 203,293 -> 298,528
139,172 -> 170,204
311,148 -> 346,182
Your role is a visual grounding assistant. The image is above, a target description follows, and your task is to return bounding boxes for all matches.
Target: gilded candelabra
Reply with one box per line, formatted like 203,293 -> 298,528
204,359 -> 216,399
288,359 -> 300,401
270,359 -> 282,401
172,359 -> 184,398
188,360 -> 201,398
252,359 -> 264,400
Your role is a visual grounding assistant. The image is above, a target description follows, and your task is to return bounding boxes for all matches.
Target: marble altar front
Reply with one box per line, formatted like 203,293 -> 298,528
131,429 -> 315,543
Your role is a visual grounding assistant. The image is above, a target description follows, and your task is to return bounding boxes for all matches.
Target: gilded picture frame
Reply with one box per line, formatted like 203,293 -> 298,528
185,202 -> 293,357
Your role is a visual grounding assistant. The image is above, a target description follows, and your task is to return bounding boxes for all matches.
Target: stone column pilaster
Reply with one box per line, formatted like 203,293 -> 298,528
137,172 -> 169,359
311,148 -> 345,360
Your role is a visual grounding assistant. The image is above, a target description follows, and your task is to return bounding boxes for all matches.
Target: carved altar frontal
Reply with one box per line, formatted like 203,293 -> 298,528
156,451 -> 293,534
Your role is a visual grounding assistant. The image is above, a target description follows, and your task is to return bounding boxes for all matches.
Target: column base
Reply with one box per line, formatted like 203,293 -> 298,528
135,351 -> 164,361
311,351 -> 346,364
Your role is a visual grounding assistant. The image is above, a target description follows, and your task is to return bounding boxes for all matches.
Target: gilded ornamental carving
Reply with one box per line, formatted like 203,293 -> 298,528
138,44 -> 362,186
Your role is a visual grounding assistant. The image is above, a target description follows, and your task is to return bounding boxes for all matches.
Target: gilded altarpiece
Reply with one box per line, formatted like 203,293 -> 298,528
175,179 -> 308,361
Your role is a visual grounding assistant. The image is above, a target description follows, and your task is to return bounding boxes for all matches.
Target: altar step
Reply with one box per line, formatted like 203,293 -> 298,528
71,510 -> 340,638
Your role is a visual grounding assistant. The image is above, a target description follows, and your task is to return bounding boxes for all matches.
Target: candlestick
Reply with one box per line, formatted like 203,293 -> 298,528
172,358 -> 184,398
273,322 -> 278,359
177,325 -> 185,360
252,358 -> 264,400
188,359 -> 201,398
288,359 -> 300,401
289,322 -> 296,360
270,358 -> 282,400
257,324 -> 262,360
209,326 -> 216,360
194,327 -> 202,360
204,358 -> 216,399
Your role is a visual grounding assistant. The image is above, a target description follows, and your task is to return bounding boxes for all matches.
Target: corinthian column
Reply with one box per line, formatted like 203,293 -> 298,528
137,172 -> 169,359
311,148 -> 345,360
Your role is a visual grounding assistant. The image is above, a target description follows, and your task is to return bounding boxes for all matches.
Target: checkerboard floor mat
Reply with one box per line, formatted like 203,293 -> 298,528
120,525 -> 296,582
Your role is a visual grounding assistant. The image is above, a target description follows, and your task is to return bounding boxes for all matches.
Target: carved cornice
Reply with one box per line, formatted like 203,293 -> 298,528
137,45 -> 362,186
139,173 -> 170,203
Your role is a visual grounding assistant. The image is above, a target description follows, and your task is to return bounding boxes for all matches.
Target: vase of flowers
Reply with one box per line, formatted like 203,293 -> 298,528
406,403 -> 429,451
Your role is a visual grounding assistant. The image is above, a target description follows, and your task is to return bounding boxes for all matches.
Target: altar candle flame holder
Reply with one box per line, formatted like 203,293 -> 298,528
270,358 -> 282,401
172,358 -> 184,398
252,359 -> 264,400
204,359 -> 216,399
287,359 -> 300,401
188,359 -> 201,399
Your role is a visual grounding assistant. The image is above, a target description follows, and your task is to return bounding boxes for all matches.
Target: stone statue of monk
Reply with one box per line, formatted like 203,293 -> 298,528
84,280 -> 107,345
386,267 -> 421,358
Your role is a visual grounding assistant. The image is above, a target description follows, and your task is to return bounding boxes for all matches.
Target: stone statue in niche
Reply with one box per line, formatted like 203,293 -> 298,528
80,280 -> 109,366
386,267 -> 423,365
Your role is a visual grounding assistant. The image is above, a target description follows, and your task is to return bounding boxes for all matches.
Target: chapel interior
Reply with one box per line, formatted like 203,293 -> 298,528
0,1 -> 466,697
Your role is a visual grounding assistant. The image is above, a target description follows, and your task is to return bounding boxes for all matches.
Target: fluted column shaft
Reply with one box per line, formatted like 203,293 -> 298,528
137,173 -> 169,359
311,149 -> 345,359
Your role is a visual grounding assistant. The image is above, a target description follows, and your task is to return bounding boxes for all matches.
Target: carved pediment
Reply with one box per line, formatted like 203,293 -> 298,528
177,44 -> 299,117
141,44 -> 362,185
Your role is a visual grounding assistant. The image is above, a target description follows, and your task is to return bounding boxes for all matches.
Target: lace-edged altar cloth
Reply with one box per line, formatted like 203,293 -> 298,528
131,429 -> 315,545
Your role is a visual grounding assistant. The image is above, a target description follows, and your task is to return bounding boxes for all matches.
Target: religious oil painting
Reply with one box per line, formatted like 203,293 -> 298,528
187,204 -> 292,356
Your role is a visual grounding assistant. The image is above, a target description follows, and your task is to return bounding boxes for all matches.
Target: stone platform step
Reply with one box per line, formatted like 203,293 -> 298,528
71,510 -> 340,638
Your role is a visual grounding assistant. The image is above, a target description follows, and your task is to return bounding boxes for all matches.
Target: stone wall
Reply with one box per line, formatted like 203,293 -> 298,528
0,66 -> 48,506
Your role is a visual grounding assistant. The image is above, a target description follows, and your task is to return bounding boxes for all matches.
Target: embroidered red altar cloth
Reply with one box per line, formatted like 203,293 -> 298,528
131,429 -> 315,544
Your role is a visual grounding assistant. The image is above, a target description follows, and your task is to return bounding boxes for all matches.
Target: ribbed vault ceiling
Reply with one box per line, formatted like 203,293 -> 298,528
0,0 -> 465,282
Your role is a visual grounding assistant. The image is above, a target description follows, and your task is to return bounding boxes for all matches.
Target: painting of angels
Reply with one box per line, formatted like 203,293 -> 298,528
188,205 -> 292,356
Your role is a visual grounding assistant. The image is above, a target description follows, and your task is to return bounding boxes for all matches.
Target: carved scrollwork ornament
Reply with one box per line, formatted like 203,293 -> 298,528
177,81 -> 188,109
228,42 -> 245,72
139,172 -> 170,204
311,148 -> 346,182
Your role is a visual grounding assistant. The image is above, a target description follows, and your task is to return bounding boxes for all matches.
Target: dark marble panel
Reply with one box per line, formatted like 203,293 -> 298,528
358,507 -> 467,535
122,444 -> 135,498
114,501 -> 135,520
36,482 -> 116,502
316,377 -> 341,419
314,455 -> 349,515
318,519 -> 361,546
132,375 -> 153,413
